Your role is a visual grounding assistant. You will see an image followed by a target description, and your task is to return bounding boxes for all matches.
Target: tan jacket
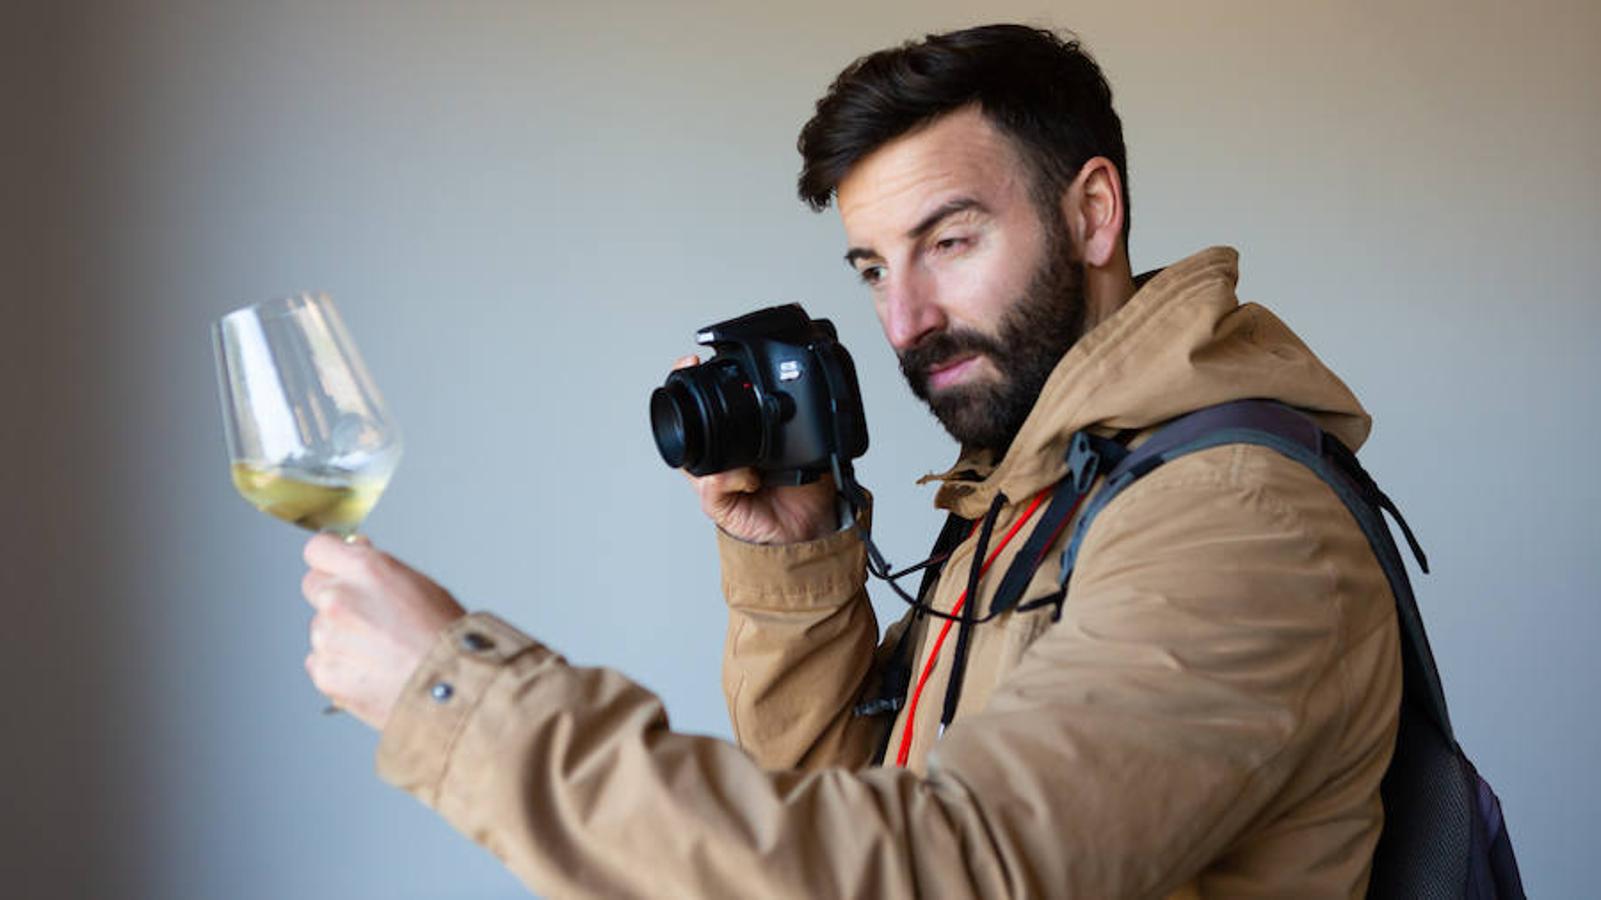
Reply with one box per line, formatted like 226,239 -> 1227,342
378,247 -> 1402,898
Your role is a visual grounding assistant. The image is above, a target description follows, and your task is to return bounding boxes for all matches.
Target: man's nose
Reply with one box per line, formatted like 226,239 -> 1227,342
881,270 -> 946,352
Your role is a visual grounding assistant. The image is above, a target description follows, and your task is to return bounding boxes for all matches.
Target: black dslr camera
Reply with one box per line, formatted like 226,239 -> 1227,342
650,304 -> 869,485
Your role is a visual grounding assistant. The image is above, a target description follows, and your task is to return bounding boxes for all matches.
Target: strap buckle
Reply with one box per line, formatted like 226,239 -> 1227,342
853,695 -> 905,718
1066,431 -> 1129,493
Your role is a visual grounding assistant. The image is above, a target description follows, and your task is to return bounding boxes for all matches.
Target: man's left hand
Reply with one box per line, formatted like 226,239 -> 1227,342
300,534 -> 467,730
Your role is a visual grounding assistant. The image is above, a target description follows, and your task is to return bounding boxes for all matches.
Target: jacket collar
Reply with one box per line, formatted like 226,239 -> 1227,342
922,246 -> 1372,517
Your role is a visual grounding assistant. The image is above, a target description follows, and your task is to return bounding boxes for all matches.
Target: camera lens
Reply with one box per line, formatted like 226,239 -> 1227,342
650,382 -> 699,469
651,362 -> 763,475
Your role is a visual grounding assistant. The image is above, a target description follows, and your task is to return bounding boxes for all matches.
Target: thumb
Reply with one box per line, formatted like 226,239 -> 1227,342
714,467 -> 763,496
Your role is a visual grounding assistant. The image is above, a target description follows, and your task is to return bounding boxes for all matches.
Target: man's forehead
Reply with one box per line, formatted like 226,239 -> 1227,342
836,108 -> 1025,243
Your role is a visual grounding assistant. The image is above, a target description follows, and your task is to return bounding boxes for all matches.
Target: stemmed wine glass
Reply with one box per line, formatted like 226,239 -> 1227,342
213,292 -> 402,538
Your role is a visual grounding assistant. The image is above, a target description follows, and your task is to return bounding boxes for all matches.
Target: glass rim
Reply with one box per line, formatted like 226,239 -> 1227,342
217,291 -> 333,327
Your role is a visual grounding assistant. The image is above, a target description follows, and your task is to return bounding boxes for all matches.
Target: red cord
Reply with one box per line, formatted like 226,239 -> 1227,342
894,489 -> 1049,767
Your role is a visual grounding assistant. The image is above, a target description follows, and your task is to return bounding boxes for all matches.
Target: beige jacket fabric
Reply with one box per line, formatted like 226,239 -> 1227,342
377,246 -> 1402,898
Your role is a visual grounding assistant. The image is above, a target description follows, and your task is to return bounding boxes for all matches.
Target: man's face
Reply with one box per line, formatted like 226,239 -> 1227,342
837,106 -> 1087,453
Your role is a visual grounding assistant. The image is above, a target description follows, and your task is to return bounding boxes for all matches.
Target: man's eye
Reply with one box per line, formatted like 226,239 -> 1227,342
933,236 -> 969,253
858,265 -> 886,286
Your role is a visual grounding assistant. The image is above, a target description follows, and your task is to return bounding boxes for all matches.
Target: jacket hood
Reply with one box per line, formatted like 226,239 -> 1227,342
926,246 -> 1371,518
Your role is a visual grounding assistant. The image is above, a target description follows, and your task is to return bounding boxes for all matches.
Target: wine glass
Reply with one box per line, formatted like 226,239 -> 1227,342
213,292 -> 402,539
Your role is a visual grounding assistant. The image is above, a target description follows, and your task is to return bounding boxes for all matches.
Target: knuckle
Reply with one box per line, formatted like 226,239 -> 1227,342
320,590 -> 347,621
349,560 -> 377,586
354,552 -> 389,584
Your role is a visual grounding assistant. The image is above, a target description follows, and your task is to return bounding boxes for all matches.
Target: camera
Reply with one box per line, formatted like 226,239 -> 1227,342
650,304 -> 868,485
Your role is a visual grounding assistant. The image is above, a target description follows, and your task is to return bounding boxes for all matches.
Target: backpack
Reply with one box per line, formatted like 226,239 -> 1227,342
1051,399 -> 1526,899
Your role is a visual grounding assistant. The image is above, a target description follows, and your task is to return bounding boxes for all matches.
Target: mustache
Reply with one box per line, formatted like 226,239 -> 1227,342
898,329 -> 1006,394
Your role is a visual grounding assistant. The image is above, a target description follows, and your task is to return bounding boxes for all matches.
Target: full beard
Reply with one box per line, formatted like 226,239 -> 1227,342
898,225 -> 1088,457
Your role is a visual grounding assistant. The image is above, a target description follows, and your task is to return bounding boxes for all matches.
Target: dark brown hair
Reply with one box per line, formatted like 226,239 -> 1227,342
796,24 -> 1130,240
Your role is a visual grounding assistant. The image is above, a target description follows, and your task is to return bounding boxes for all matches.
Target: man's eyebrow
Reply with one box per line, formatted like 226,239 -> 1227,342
908,197 -> 987,241
843,246 -> 878,267
843,197 -> 989,268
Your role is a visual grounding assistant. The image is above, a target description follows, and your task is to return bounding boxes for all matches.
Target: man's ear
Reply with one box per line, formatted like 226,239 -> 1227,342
1060,157 -> 1126,269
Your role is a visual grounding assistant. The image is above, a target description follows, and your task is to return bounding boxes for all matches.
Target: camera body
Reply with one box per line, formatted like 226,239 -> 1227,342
651,304 -> 868,484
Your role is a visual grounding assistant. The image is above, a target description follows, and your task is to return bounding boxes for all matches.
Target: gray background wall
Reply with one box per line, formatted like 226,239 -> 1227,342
4,1 -> 1596,896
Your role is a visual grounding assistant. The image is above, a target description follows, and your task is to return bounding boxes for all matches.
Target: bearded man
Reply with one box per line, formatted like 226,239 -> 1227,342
301,24 -> 1401,898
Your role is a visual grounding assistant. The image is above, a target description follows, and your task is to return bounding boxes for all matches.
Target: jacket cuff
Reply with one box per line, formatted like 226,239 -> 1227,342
716,513 -> 870,612
375,611 -> 558,804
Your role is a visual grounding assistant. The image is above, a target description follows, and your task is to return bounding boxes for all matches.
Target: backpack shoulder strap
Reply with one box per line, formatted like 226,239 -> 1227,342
1057,399 -> 1453,738
1053,399 -> 1527,897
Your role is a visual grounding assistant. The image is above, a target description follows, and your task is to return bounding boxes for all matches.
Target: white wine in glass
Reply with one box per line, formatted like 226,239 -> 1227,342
214,292 -> 402,538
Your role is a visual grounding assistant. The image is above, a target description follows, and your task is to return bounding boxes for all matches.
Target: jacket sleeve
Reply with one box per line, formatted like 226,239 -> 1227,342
375,450 -> 1398,899
715,518 -> 887,771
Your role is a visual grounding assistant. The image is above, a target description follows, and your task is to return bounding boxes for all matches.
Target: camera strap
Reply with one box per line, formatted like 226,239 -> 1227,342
834,429 -> 1136,764
831,455 -> 1006,624
855,510 -> 970,764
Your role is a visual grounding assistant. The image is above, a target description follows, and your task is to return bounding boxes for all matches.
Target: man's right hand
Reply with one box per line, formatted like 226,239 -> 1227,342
673,355 -> 840,545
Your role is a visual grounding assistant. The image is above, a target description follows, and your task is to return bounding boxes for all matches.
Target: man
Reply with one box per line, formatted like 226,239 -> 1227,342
301,24 -> 1400,897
